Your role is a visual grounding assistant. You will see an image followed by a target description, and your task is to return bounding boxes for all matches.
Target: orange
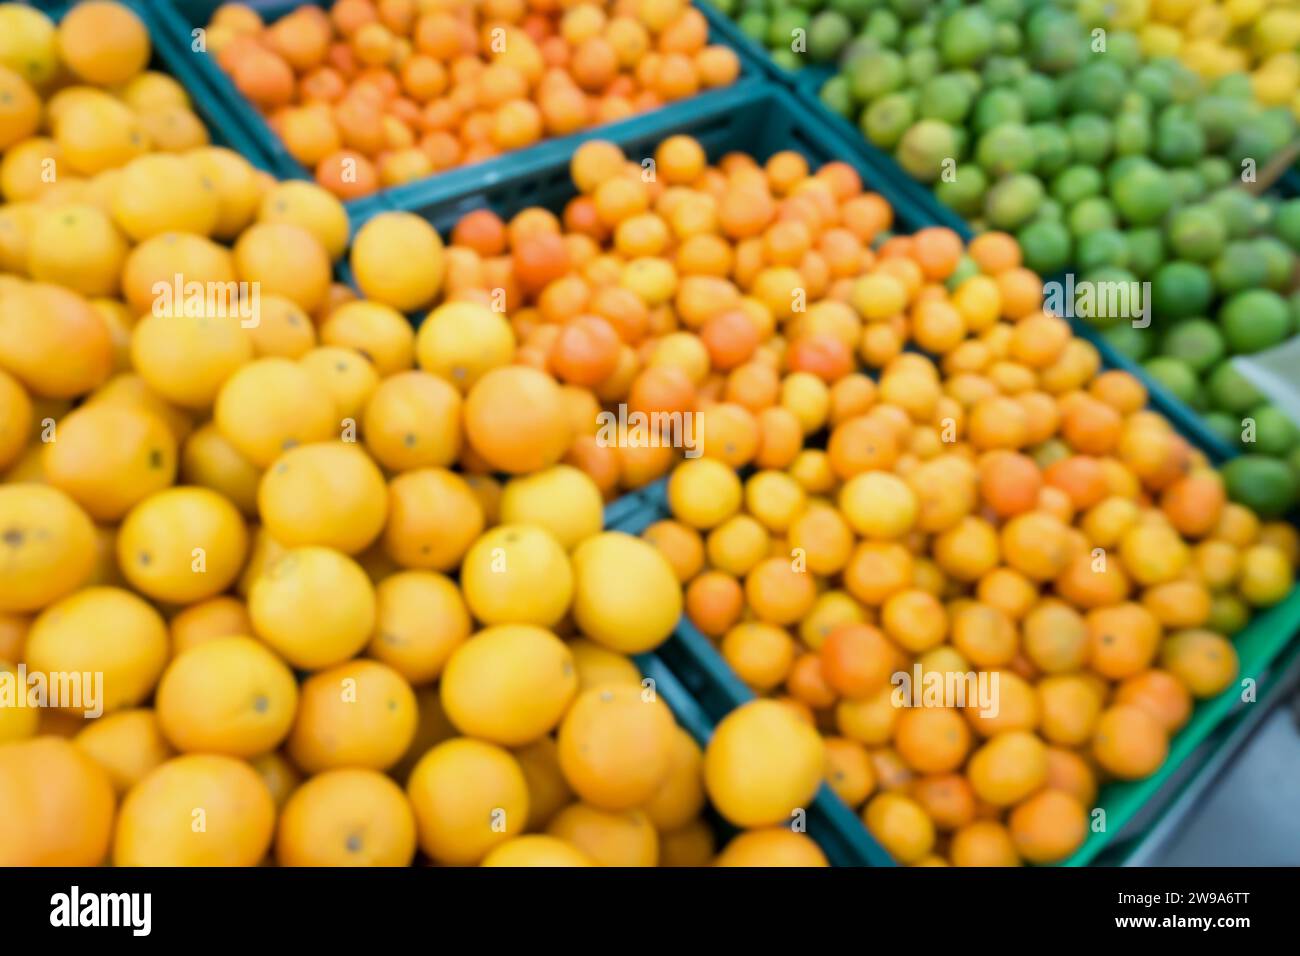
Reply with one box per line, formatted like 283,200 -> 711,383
350,212 -> 445,311
1115,669 -> 1192,733
911,773 -> 976,832
570,531 -> 681,652
0,282 -> 114,399
319,300 -> 415,376
249,546 -> 376,670
705,699 -> 824,828
1022,599 -> 1088,673
950,820 -> 1020,867
1008,789 -> 1087,863
1091,704 -> 1168,780
235,222 -> 332,314
557,684 -> 675,810
744,556 -> 816,626
967,730 -> 1048,806
481,835 -> 592,867
686,571 -> 744,637
155,636 -> 297,757
441,624 -> 577,746
464,365 -> 570,474
0,737 -> 115,866
42,402 -> 176,523
863,792 -> 935,865
1085,602 -> 1161,680
259,441 -> 387,555
894,707 -> 972,774
117,487 -> 248,604
288,658 -> 416,773
460,524 -> 572,628
363,371 -> 463,472
667,456 -> 742,529
819,623 -> 895,699
58,1 -> 150,85
720,620 -> 795,691
113,754 -> 274,866
407,738 -> 529,865
1160,629 -> 1239,698
277,768 -> 416,867
546,803 -> 658,867
714,828 -> 829,867
73,708 -> 173,795
169,595 -> 253,657
214,357 -> 336,467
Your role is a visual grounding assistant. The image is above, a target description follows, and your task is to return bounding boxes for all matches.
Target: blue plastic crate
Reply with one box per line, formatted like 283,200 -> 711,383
155,0 -> 769,217
352,81 -> 942,243
24,0 -> 277,170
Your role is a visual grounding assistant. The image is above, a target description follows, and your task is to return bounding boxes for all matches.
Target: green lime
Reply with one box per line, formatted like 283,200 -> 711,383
1211,241 -> 1270,296
820,75 -> 855,118
983,172 -> 1045,230
1160,318 -> 1226,373
1030,123 -> 1072,177
861,92 -> 916,149
976,123 -> 1038,176
1078,266 -> 1141,328
938,7 -> 997,68
1068,60 -> 1128,115
1076,228 -> 1129,270
1249,404 -> 1300,457
918,73 -> 974,123
1253,236 -> 1295,291
808,10 -> 854,63
1109,160 -> 1174,226
985,0 -> 1024,21
1151,261 -> 1214,320
994,22 -> 1022,55
1017,73 -> 1060,121
983,54 -> 1027,86
1167,205 -> 1227,262
934,165 -> 988,215
1101,321 -> 1154,361
1155,113 -> 1207,166
1222,455 -> 1298,519
1207,360 -> 1266,414
1125,228 -> 1165,279
971,88 -> 1027,134
864,8 -> 903,46
1143,356 -> 1204,408
888,0 -> 931,22
1113,111 -> 1152,157
1166,60 -> 1205,103
1068,196 -> 1118,236
945,254 -> 980,290
1038,197 -> 1064,221
770,47 -> 803,71
1132,63 -> 1174,109
1066,114 -> 1113,166
1197,156 -> 1232,189
906,48 -> 940,84
902,23 -> 938,52
1106,30 -> 1142,70
1026,7 -> 1085,74
737,11 -> 769,43
1193,95 -> 1241,151
1272,198 -> 1300,253
897,120 -> 959,182
1051,164 -> 1103,206
1219,288 -> 1292,354
1203,412 -> 1241,449
849,49 -> 905,102
767,9 -> 811,51
1209,189 -> 1267,239
1213,73 -> 1254,99
1017,218 -> 1072,274
1228,114 -> 1292,169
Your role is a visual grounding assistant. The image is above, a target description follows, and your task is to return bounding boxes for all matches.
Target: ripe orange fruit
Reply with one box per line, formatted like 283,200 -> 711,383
704,699 -> 824,828
277,768 -> 416,867
1092,704 -> 1168,780
463,365 -> 570,474
0,737 -> 115,865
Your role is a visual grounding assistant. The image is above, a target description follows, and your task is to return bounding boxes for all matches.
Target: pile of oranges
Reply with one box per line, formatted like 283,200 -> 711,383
1,0 -> 1296,869
204,0 -> 742,198
638,227 -> 1299,865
